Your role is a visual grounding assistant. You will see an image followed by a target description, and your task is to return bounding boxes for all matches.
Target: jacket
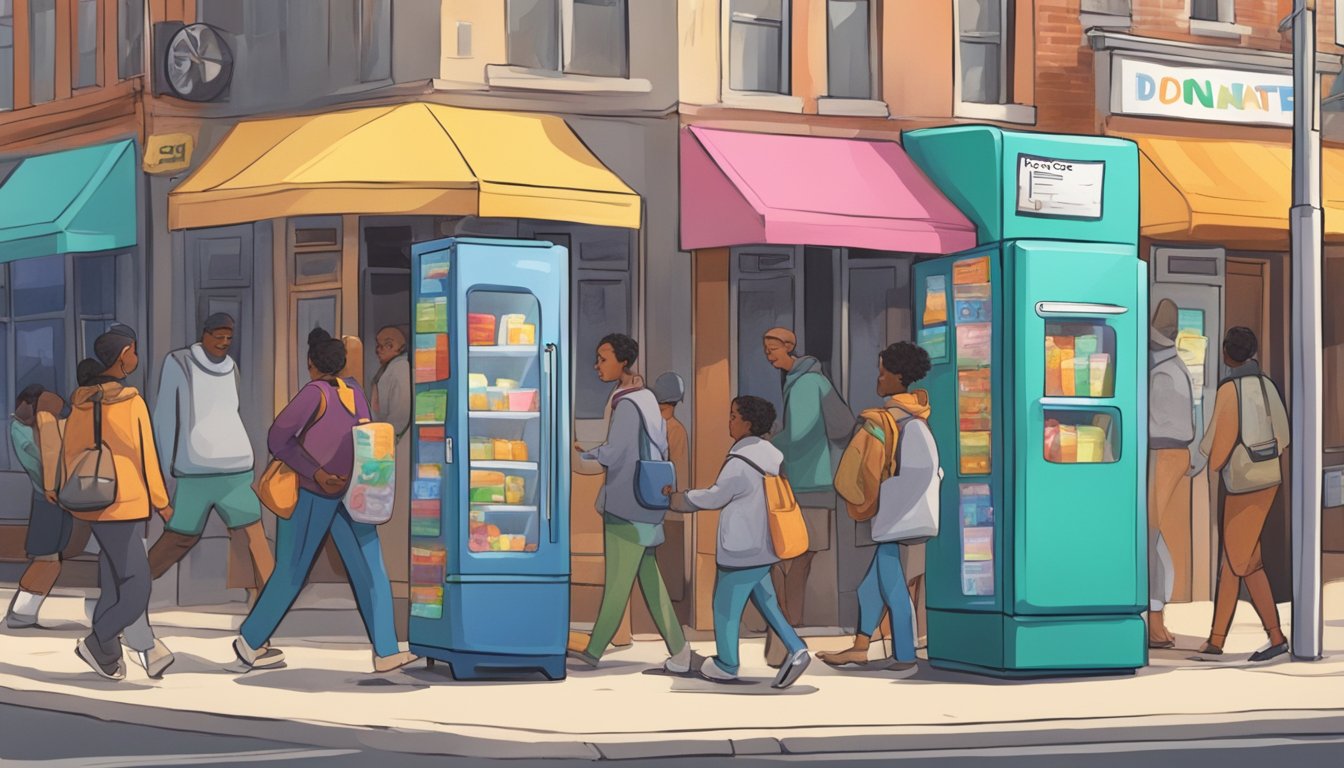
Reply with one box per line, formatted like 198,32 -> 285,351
835,391 -> 932,522
1200,361 -> 1290,494
371,356 -> 412,439
582,387 -> 669,525
268,378 -> 371,499
672,436 -> 783,569
1149,333 -> 1195,450
154,343 -> 254,477
772,356 -> 839,499
62,382 -> 170,522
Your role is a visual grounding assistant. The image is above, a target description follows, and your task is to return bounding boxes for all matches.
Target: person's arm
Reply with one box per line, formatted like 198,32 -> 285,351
771,377 -> 822,451
583,401 -> 635,467
1202,382 -> 1240,473
835,419 -> 884,516
387,365 -> 412,436
269,385 -> 325,479
34,412 -> 62,494
685,460 -> 748,511
152,357 -> 185,480
136,398 -> 172,511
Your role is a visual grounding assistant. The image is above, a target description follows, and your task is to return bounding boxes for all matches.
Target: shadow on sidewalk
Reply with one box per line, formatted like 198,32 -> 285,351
0,659 -> 157,691
232,666 -> 431,693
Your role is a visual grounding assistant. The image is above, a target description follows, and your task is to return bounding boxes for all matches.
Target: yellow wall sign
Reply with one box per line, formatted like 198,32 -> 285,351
144,133 -> 194,175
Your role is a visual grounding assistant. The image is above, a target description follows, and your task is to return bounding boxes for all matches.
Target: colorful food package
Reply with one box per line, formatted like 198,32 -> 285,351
1089,353 -> 1113,397
508,389 -> 539,412
492,438 -> 514,460
497,314 -> 527,345
469,437 -> 493,461
344,423 -> 396,525
468,313 -> 497,346
1076,426 -> 1106,463
495,378 -> 519,390
505,476 -> 526,505
511,440 -> 529,461
469,470 -> 506,504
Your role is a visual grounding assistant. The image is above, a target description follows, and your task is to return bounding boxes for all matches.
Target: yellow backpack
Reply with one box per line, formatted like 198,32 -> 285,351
729,454 -> 809,560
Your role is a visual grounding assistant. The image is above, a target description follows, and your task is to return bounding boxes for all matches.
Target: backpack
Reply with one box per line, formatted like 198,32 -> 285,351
872,407 -> 942,543
728,454 -> 809,560
254,389 -> 327,519
1224,374 -> 1290,494
58,389 -> 118,512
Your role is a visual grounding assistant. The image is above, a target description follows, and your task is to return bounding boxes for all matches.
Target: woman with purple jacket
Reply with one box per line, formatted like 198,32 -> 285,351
232,328 -> 416,674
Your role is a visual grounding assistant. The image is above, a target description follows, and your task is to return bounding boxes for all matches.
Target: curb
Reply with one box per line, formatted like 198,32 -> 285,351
6,682 -> 1344,760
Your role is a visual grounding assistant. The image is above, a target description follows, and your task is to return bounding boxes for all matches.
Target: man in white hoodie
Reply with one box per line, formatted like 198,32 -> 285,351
147,314 -> 274,601
668,395 -> 811,689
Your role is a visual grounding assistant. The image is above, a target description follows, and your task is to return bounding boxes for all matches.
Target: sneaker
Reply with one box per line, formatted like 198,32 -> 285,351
373,651 -> 419,673
697,657 -> 738,683
123,637 -> 176,679
233,636 -> 285,670
1249,642 -> 1289,663
663,645 -> 694,674
5,611 -> 38,629
76,637 -> 126,681
566,648 -> 600,668
772,648 -> 811,689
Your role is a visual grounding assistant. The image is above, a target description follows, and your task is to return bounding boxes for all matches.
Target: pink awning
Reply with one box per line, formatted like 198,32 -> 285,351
680,127 -> 977,254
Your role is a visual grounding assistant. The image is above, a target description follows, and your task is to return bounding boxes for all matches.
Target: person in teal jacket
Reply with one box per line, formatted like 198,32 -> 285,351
761,327 -> 851,665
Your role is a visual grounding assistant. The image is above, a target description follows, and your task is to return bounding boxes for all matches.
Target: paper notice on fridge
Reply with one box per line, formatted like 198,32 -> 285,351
923,275 -> 948,325
918,327 -> 948,359
1016,155 -> 1104,219
1176,332 -> 1208,366
953,256 -> 990,285
962,526 -> 994,561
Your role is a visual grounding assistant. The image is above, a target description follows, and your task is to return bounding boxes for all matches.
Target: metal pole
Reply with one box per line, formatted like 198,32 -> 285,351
1289,0 -> 1324,661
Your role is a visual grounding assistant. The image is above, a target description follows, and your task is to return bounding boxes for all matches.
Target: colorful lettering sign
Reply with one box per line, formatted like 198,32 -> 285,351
1114,57 -> 1293,127
143,133 -> 195,175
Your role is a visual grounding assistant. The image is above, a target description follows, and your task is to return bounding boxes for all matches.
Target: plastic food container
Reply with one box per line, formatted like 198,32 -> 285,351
508,389 -> 539,412
505,476 -> 526,505
486,387 -> 510,411
491,438 -> 514,460
469,437 -> 492,461
468,314 -> 497,346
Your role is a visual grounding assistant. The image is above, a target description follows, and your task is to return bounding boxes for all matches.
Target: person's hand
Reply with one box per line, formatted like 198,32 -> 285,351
159,506 -> 173,523
662,484 -> 675,497
574,441 -> 587,455
44,491 -> 58,505
315,469 -> 347,495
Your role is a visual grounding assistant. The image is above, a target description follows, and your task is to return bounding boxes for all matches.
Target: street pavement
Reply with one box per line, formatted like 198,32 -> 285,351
0,583 -> 1343,763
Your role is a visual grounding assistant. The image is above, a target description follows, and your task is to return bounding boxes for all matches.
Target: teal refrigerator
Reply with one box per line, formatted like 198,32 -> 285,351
902,126 -> 1148,677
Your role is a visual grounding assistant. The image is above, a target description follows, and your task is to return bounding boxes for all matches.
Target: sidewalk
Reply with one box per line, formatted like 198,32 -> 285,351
1,583 -> 1343,761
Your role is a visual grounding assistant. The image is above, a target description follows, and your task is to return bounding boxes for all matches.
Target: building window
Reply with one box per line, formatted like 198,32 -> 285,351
1190,0 -> 1233,23
75,0 -> 99,89
827,0 -> 872,99
729,0 -> 790,94
357,0 -> 390,83
1,0 -> 13,110
957,0 -> 1011,105
118,0 -> 144,79
506,0 -> 629,78
29,0 -> 55,104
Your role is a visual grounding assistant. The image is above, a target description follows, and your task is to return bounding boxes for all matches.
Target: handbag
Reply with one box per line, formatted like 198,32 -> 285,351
729,455 -> 809,560
630,403 -> 675,511
255,389 -> 327,519
343,421 -> 395,525
58,389 -> 118,512
1224,375 -> 1289,494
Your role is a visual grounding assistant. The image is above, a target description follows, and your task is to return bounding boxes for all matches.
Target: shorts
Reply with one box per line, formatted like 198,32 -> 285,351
167,471 -> 262,536
25,490 -> 73,558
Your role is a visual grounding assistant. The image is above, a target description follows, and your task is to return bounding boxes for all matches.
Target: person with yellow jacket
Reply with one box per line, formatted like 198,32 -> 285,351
820,342 -> 934,672
65,326 -> 173,680
1197,327 -> 1290,662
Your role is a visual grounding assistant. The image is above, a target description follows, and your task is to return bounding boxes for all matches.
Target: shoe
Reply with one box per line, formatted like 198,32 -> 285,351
1148,638 -> 1176,650
233,636 -> 285,670
664,645 -> 695,674
373,651 -> 418,673
1198,642 -> 1224,656
567,631 -> 592,655
76,638 -> 126,681
915,635 -> 928,651
1249,642 -> 1289,663
5,611 -> 38,629
817,645 -> 870,667
772,649 -> 811,689
697,657 -> 738,683
123,637 -> 176,679
566,649 -> 600,668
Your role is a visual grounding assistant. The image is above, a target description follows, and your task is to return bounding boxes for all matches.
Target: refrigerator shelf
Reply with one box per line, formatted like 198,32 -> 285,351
468,345 -> 537,356
467,411 -> 540,420
472,504 -> 539,513
470,461 -> 539,471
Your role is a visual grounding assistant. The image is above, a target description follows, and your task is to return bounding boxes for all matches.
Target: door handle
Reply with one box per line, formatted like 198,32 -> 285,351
544,343 -> 559,544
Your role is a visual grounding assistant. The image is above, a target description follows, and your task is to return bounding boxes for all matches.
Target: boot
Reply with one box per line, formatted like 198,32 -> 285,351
818,635 -> 871,667
148,531 -> 201,580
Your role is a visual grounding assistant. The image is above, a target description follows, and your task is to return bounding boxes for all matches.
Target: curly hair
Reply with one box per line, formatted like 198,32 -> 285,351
1223,326 -> 1257,364
599,333 -> 639,371
732,395 -> 776,438
879,341 -> 932,385
307,327 -> 347,376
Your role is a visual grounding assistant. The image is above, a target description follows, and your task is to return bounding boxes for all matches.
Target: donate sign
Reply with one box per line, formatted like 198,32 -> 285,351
1115,57 -> 1293,127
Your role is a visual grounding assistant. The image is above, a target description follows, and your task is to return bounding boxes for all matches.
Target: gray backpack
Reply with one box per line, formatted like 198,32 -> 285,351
58,389 -> 118,512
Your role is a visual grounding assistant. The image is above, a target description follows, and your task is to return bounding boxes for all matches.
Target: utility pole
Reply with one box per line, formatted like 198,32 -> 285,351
1287,0 -> 1324,661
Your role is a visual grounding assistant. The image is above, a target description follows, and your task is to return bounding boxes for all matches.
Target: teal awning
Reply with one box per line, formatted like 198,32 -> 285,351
0,140 -> 137,264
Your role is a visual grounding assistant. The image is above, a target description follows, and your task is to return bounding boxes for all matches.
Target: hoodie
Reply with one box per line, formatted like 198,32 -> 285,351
772,355 -> 839,500
62,382 -> 170,522
582,386 -> 669,525
154,343 -> 254,477
1149,330 -> 1196,450
835,391 -> 933,523
673,436 -> 784,569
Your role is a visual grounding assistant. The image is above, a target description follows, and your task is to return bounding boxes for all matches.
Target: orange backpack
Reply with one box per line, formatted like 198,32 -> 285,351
729,455 -> 809,560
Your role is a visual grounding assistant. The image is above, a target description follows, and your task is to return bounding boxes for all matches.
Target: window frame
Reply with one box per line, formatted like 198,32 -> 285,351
28,0 -> 56,105
1188,0 -> 1234,24
73,0 -> 101,90
356,0 -> 392,84
728,245 -> 805,416
825,0 -> 877,101
505,0 -> 631,80
118,0 -> 145,79
954,0 -> 1011,108
1,0 -> 15,111
724,0 -> 792,97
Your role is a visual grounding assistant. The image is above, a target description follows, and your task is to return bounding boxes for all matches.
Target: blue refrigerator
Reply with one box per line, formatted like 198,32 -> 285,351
407,237 -> 571,680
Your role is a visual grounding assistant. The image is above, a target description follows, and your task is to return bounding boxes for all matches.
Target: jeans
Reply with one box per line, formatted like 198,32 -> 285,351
856,541 -> 916,663
241,490 -> 399,658
711,564 -> 806,675
88,520 -> 153,663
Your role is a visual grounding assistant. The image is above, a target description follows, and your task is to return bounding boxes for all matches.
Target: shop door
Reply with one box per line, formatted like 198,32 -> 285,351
1150,246 -> 1224,603
1225,254 -> 1292,602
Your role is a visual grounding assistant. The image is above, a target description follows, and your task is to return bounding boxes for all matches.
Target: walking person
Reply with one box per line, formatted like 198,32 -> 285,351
1198,327 -> 1291,662
566,334 -> 692,672
666,395 -> 812,688
233,328 -> 416,674
65,326 -> 174,680
146,314 -> 274,605
761,327 -> 851,666
5,386 -> 89,628
369,325 -> 413,638
1148,299 -> 1197,649
653,372 -> 691,485
821,342 -> 936,672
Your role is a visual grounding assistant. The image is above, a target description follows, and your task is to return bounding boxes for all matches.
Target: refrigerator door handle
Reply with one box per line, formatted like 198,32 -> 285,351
1034,301 -> 1128,317
544,342 -> 558,543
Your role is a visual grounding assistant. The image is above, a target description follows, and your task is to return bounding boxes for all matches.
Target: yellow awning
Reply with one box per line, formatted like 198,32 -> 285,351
169,103 -> 641,230
1125,134 -> 1344,248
